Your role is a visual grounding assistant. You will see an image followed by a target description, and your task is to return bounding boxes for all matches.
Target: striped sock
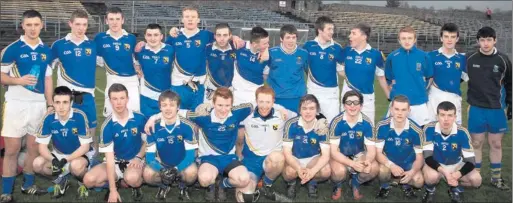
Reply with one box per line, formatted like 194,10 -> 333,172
425,184 -> 436,193
333,180 -> 343,189
263,175 -> 274,187
491,163 -> 502,181
475,162 -> 482,171
220,177 -> 233,189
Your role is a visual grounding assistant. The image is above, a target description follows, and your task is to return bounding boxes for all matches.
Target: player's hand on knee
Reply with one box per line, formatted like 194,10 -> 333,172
351,161 -> 365,173
128,157 -> 144,169
390,164 -> 404,177
169,27 -> 179,38
300,168 -> 314,184
400,170 -> 414,184
135,41 -> 146,53
160,167 -> 179,185
195,103 -> 213,116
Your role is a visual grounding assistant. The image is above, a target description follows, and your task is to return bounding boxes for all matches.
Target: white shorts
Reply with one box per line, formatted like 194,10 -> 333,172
427,86 -> 462,124
308,82 -> 339,122
1,100 -> 46,138
441,160 -> 465,182
341,82 -> 376,124
103,74 -> 140,117
233,86 -> 259,106
296,155 -> 319,168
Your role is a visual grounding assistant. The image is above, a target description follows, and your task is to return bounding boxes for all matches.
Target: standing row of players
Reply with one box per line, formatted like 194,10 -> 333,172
1,5 -> 511,203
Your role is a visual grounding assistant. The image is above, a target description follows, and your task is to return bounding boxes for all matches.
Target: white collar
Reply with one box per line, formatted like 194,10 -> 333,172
280,44 -> 297,55
343,112 -> 363,123
144,43 -> 166,54
65,33 -> 89,45
20,35 -> 43,46
435,122 -> 458,135
54,109 -> 74,120
437,47 -> 458,58
159,117 -> 181,127
314,37 -> 334,48
210,110 -> 233,123
390,118 -> 410,130
106,29 -> 128,40
180,28 -> 200,38
351,43 -> 372,54
212,42 -> 232,52
112,110 -> 134,122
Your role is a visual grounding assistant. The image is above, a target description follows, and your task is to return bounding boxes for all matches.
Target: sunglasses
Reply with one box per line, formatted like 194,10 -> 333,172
344,100 -> 361,106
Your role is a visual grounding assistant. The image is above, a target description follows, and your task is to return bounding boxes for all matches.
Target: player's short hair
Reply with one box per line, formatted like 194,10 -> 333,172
22,9 -> 42,22
145,23 -> 162,34
314,16 -> 334,36
53,86 -> 73,101
250,27 -> 269,44
342,90 -> 363,105
476,26 -> 496,40
108,83 -> 128,98
352,23 -> 371,38
255,85 -> 275,100
213,87 -> 233,104
280,24 -> 297,39
158,90 -> 181,108
299,94 -> 320,113
437,101 -> 456,115
440,23 -> 459,37
391,95 -> 410,107
106,7 -> 123,18
70,10 -> 89,22
182,6 -> 200,18
398,26 -> 416,39
214,23 -> 231,34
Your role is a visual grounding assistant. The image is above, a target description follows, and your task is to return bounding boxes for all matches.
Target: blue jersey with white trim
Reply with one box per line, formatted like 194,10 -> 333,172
267,46 -> 309,98
1,38 -> 53,93
165,29 -> 214,76
329,112 -> 374,157
342,46 -> 385,94
206,44 -> 235,87
303,40 -> 343,88
428,50 -> 466,96
423,122 -> 473,165
136,44 -> 174,92
234,44 -> 268,85
94,31 -> 137,76
283,117 -> 329,159
52,36 -> 97,89
36,109 -> 90,155
100,111 -> 147,160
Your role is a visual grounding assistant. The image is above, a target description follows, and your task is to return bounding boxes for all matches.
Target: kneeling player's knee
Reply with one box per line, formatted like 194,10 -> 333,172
283,166 -> 297,179
469,173 -> 482,188
70,160 -> 87,176
143,167 -> 157,183
198,172 -> 216,186
124,172 -> 142,187
318,165 -> 331,179
181,165 -> 198,183
32,157 -> 46,173
330,163 -> 347,178
412,172 -> 424,188
83,173 -> 97,187
237,172 -> 251,187
378,164 -> 391,181
267,153 -> 285,167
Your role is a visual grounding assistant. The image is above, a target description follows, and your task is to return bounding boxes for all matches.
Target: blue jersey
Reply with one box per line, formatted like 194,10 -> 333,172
385,46 -> 433,105
136,44 -> 174,92
99,111 -> 147,160
52,34 -> 97,89
234,43 -> 269,85
375,117 -> 423,170
342,45 -> 385,94
1,37 -> 53,94
329,112 -> 374,157
188,103 -> 253,155
266,45 -> 309,98
146,117 -> 199,167
303,39 -> 344,88
165,29 -> 214,76
283,117 -> 329,159
428,49 -> 467,96
423,122 -> 474,165
36,109 -> 91,155
94,30 -> 137,76
206,43 -> 235,87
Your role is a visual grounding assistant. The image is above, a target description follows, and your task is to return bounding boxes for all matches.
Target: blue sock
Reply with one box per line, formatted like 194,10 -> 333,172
22,173 -> 35,189
351,174 -> 361,188
401,183 -> 411,190
308,180 -> 317,186
491,163 -> 502,181
381,182 -> 390,189
333,181 -> 343,189
178,181 -> 186,189
425,184 -> 436,192
2,176 -> 15,194
263,175 -> 274,187
475,162 -> 481,170
208,184 -> 215,190
220,177 -> 233,189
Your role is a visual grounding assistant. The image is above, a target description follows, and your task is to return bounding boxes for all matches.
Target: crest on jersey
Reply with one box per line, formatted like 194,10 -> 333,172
310,138 -> 317,145
131,127 -> 138,135
72,128 -> 78,134
228,124 -> 236,129
328,54 -> 334,61
296,56 -> 302,64
493,65 -> 499,72
195,40 -> 201,47
356,131 -> 363,138
404,138 -> 410,145
85,48 -> 92,56
455,62 -> 460,69
273,124 -> 279,131
124,43 -> 130,51
163,56 -> 169,63
366,58 -> 372,65
451,143 -> 458,150
230,52 -> 236,59
177,135 -> 183,142
41,53 -> 47,61
416,63 -> 422,71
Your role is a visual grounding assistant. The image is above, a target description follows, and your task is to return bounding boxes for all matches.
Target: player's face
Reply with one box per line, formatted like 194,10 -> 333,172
253,37 -> 270,52
215,28 -> 231,48
437,109 -> 456,129
319,23 -> 334,41
53,95 -> 72,117
391,101 -> 410,123
182,10 -> 200,30
343,96 -> 362,117
109,91 -> 129,114
145,29 -> 163,48
22,17 -> 43,40
106,13 -> 124,32
478,37 -> 496,53
160,98 -> 178,121
281,33 -> 297,50
69,17 -> 88,38
256,93 -> 274,117
349,28 -> 365,48
213,97 -> 233,120
398,32 -> 416,50
300,101 -> 318,122
441,31 -> 459,50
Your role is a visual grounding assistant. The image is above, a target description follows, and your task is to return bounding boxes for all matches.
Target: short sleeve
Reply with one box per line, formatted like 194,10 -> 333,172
165,36 -> 174,46
283,119 -> 295,148
234,103 -> 254,122
75,111 -> 92,145
145,129 -> 157,153
375,51 -> 385,76
328,117 -> 341,145
319,132 -> 330,149
183,120 -> 199,150
1,44 -> 17,72
460,128 -> 475,158
363,123 -> 375,146
45,65 -> 53,76
99,119 -> 114,153
411,127 -> 423,154
35,114 -> 54,144
374,124 -> 386,149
